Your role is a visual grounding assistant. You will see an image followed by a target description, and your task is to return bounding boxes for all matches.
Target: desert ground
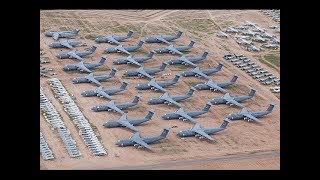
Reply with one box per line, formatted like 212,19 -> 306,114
40,10 -> 280,170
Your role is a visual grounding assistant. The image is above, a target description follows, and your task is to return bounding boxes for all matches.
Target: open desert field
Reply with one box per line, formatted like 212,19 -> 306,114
40,10 -> 280,170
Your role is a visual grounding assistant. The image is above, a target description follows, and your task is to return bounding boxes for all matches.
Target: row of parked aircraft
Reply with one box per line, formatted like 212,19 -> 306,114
43,28 -> 275,152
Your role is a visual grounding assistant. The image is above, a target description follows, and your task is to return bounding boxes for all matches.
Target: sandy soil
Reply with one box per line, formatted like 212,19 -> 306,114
40,10 -> 280,170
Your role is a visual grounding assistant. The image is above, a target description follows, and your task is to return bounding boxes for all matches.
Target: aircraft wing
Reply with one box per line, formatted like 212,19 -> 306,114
118,120 -> 139,131
193,128 -> 213,141
95,87 -> 113,100
207,81 -> 227,93
194,70 -> 211,79
131,135 -> 155,152
181,56 -> 197,67
167,46 -> 183,55
60,41 -> 73,49
116,46 -> 131,55
226,98 -> 245,108
148,81 -> 167,92
107,36 -> 121,45
137,69 -> 154,79
69,52 -> 84,61
86,76 -> 102,86
127,56 -> 142,66
53,33 -> 60,40
175,110 -> 197,123
242,113 -> 262,123
77,62 -> 92,73
162,96 -> 182,107
156,36 -> 171,44
107,103 -> 125,115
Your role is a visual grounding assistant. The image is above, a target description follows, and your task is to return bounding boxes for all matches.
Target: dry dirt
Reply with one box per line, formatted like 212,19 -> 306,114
40,10 -> 280,170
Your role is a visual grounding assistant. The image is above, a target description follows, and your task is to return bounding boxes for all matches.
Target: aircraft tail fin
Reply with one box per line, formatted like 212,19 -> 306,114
160,127 -> 170,138
137,39 -> 145,47
216,62 -> 224,70
89,45 -> 97,53
148,50 -> 155,58
188,39 -> 196,47
186,87 -> 197,96
73,28 -> 80,34
220,118 -> 231,129
248,88 -> 256,97
127,30 -> 133,38
120,80 -> 129,90
145,109 -> 155,120
266,103 -> 275,113
203,102 -> 212,112
172,74 -> 181,83
230,74 -> 238,83
202,50 -> 209,58
176,30 -> 183,38
132,95 -> 141,104
160,62 -> 168,71
109,68 -> 117,77
99,56 -> 107,64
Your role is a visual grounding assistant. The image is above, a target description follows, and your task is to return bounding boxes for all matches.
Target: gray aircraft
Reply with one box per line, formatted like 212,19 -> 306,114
225,27 -> 240,33
91,95 -> 141,114
180,62 -> 224,79
103,109 -> 155,131
44,28 -> 80,40
148,87 -> 196,107
113,51 -> 155,65
95,30 -> 133,44
153,40 -> 196,55
145,30 -> 183,44
56,45 -> 97,61
165,50 -> 208,67
244,20 -> 257,27
48,40 -> 82,49
135,74 -> 181,92
72,68 -> 117,86
162,102 -> 212,123
216,31 -> 229,38
104,40 -> 145,55
115,128 -> 170,152
63,56 -> 107,73
177,119 -> 230,141
226,103 -> 275,123
81,80 -> 129,99
210,88 -> 256,108
194,74 -> 239,93
123,62 -> 168,79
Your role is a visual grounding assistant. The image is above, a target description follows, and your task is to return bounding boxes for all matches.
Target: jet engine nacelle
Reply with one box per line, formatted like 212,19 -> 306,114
107,109 -> 112,111
134,144 -> 139,147
195,134 -> 201,137
178,117 -> 183,120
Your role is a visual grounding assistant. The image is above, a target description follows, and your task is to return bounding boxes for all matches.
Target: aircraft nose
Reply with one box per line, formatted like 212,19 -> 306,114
48,43 -> 53,47
95,38 -> 100,42
115,140 -> 123,146
80,91 -> 86,96
91,106 -> 97,111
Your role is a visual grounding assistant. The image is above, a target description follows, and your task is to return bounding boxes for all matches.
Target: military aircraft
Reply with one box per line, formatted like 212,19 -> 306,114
113,51 -> 155,65
104,40 -> 145,55
148,87 -> 196,107
252,36 -> 267,42
153,40 -> 195,55
234,35 -> 251,40
177,119 -> 230,141
166,50 -> 208,66
63,56 -> 107,73
235,38 -> 252,46
242,30 -> 258,36
135,74 -> 181,92
44,28 -> 80,40
246,45 -> 262,52
225,27 -> 240,33
56,45 -> 97,61
226,103 -> 275,123
95,30 -> 133,44
180,62 -> 224,79
72,68 -> 117,86
103,110 -> 155,131
48,40 -> 82,49
91,95 -> 141,114
123,62 -> 168,79
244,20 -> 256,27
81,80 -> 129,99
260,32 -> 275,39
262,43 -> 279,49
116,128 -> 170,152
234,26 -> 249,30
194,74 -> 238,93
216,31 -> 229,38
162,102 -> 212,123
210,88 -> 256,108
145,30 -> 183,44
252,26 -> 265,32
